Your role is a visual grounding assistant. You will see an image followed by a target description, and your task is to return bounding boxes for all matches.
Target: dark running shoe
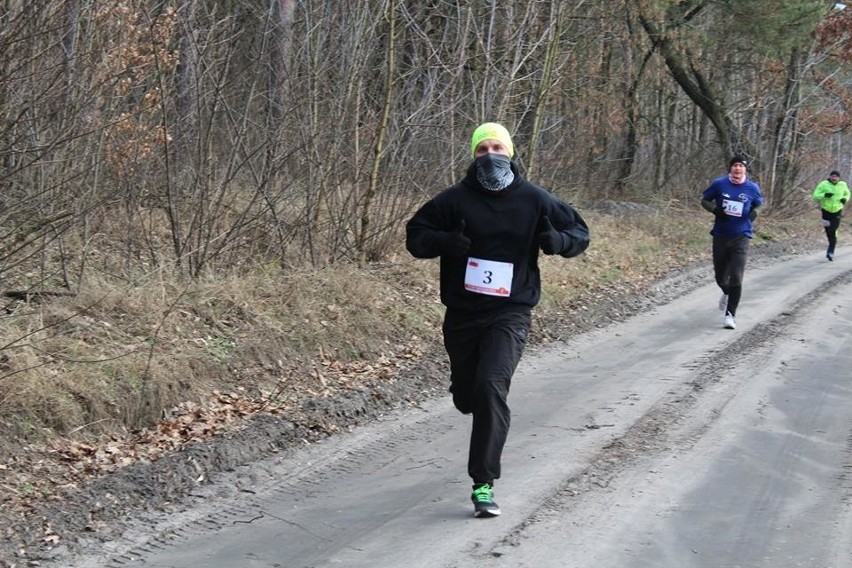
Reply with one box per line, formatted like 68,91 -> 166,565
471,483 -> 501,518
827,251 -> 834,261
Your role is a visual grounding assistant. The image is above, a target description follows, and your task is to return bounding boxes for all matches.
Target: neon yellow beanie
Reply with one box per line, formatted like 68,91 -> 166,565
470,122 -> 514,158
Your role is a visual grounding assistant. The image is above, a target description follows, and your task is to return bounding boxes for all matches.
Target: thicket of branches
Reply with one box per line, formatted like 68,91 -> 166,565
0,0 -> 849,441
1,0 -> 850,286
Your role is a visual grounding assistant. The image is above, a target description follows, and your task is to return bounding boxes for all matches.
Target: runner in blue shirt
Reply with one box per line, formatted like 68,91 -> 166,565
700,155 -> 764,330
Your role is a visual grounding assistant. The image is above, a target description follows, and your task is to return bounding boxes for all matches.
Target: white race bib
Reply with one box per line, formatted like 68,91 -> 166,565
722,199 -> 744,217
464,257 -> 513,297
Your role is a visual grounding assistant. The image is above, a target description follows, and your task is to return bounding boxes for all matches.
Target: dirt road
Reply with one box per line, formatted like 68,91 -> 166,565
63,249 -> 852,568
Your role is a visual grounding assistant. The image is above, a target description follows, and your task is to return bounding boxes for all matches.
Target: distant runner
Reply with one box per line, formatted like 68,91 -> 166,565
811,170 -> 850,261
700,155 -> 764,330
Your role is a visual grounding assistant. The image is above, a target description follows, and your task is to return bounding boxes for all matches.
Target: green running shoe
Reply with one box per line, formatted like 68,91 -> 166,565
471,483 -> 501,518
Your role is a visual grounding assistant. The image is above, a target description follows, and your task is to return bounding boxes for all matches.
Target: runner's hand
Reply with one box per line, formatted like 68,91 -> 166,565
438,219 -> 471,257
538,215 -> 565,255
713,205 -> 728,221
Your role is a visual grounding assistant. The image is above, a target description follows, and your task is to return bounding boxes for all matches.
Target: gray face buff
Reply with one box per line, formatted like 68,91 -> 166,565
475,153 -> 514,191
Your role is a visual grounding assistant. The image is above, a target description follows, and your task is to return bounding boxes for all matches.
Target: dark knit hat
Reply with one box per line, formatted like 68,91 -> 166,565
830,170 -> 840,177
729,155 -> 749,169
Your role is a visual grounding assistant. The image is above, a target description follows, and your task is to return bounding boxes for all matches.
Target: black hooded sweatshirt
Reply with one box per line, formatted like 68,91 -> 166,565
406,162 -> 590,313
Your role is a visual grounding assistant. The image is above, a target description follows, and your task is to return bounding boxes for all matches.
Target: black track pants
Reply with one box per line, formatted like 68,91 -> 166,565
821,209 -> 842,253
442,306 -> 531,484
712,234 -> 750,316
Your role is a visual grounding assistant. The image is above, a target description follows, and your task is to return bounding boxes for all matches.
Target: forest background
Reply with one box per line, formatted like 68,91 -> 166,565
0,0 -> 850,505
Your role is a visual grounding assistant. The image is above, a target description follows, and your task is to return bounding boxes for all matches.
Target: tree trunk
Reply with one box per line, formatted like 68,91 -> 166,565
633,0 -> 736,157
357,0 -> 396,264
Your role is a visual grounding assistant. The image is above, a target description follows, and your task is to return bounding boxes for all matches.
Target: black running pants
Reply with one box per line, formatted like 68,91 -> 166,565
821,209 -> 842,253
442,306 -> 531,485
712,234 -> 750,316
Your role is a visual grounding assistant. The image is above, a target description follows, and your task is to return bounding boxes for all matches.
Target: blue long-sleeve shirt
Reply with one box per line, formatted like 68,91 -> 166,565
702,175 -> 764,238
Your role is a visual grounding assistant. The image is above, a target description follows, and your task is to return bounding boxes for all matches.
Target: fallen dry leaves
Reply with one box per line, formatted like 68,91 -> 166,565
0,344 -> 416,526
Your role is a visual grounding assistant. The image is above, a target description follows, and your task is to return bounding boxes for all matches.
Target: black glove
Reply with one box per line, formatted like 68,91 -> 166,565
841,198 -> 847,204
713,205 -> 728,221
748,208 -> 758,221
438,219 -> 471,257
538,215 -> 566,255
824,193 -> 834,198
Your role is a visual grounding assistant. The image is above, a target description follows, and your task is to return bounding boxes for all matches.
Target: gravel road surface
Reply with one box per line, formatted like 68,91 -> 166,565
56,248 -> 852,568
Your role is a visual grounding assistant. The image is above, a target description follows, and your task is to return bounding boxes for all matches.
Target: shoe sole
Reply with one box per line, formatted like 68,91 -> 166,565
474,509 -> 501,518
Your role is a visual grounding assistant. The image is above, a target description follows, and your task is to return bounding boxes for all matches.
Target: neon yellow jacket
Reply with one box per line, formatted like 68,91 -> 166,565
812,179 -> 850,214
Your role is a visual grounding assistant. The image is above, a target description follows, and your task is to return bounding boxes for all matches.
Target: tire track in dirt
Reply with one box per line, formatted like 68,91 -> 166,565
454,268 -> 852,567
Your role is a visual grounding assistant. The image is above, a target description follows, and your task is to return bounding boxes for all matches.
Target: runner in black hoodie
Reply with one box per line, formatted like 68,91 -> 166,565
406,122 -> 590,517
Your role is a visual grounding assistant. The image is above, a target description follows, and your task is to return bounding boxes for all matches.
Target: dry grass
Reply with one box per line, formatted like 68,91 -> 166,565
0,259 -> 447,445
541,209 -> 709,302
0,205 -> 821,449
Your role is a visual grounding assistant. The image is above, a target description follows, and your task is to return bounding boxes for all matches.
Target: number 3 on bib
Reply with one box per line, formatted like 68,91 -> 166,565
464,257 -> 513,297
